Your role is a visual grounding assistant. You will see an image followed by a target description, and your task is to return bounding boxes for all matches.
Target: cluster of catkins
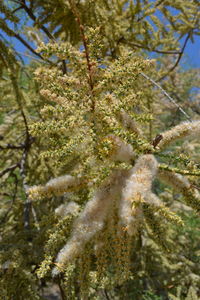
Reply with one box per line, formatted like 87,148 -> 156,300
29,120 -> 200,277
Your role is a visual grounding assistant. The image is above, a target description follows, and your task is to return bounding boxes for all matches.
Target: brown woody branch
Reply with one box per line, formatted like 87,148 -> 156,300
16,0 -> 66,74
118,38 -> 181,55
14,33 -> 44,60
68,0 -> 95,110
0,143 -> 24,150
0,163 -> 19,178
158,31 -> 192,81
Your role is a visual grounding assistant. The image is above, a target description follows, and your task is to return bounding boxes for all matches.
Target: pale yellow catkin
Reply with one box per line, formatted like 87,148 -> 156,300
55,201 -> 80,217
52,170 -> 128,276
158,120 -> 200,150
107,134 -> 135,162
158,169 -> 200,211
119,154 -> 158,235
29,175 -> 80,200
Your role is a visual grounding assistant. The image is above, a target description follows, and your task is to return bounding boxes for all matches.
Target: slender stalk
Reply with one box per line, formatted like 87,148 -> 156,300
140,72 -> 191,121
158,31 -> 192,81
0,163 -> 19,177
68,0 -> 95,110
14,33 -> 44,59
159,164 -> 200,176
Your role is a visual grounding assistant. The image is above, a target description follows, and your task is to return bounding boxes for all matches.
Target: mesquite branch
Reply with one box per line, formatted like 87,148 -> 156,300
158,31 -> 192,81
68,0 -> 95,106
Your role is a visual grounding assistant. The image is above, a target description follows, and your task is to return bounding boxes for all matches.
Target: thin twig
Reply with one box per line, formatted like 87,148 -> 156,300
10,73 -> 33,229
152,134 -> 163,149
0,163 -> 19,178
140,72 -> 191,121
119,38 -> 181,55
57,278 -> 67,300
104,289 -> 112,300
19,0 -> 55,40
155,0 -> 166,7
20,145 -> 32,229
12,5 -> 23,14
15,51 -> 47,62
17,0 -> 67,74
158,30 -> 192,81
191,184 -> 200,191
159,164 -> 200,176
68,0 -> 95,105
14,33 -> 43,60
0,143 -> 24,150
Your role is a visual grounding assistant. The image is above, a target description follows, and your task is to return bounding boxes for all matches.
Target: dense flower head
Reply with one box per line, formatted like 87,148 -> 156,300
30,36 -> 200,285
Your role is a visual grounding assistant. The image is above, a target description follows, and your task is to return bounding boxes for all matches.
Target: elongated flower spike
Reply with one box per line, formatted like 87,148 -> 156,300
55,201 -> 80,217
29,175 -> 82,200
158,120 -> 200,150
52,170 -> 128,276
158,169 -> 200,211
106,134 -> 135,162
119,154 -> 158,235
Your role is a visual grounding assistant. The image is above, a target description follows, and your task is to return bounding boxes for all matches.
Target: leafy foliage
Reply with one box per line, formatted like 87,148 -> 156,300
0,0 -> 200,299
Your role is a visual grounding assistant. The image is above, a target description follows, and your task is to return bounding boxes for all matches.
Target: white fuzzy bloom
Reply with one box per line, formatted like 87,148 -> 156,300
107,134 -> 135,162
46,175 -> 76,191
119,154 -> 158,235
159,120 -> 200,149
55,201 -> 80,217
144,193 -> 162,206
52,170 -> 127,276
158,170 -> 190,191
158,169 -> 200,211
29,175 -> 80,200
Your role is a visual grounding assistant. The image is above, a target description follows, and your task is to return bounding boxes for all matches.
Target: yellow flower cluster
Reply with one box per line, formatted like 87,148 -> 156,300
31,35 -> 200,286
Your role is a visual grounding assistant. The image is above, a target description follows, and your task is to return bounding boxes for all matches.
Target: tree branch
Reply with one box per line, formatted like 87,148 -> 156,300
16,0 -> 67,74
68,0 -> 95,107
18,0 -> 55,40
0,143 -> 25,150
0,163 -> 19,178
158,30 -> 192,81
159,164 -> 200,176
119,38 -> 181,55
14,33 -> 44,60
12,5 -> 23,14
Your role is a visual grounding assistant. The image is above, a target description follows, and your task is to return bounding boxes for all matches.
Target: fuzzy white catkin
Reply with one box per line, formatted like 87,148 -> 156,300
107,134 -> 135,162
55,201 -> 80,217
52,170 -> 128,276
46,175 -> 77,191
144,193 -> 162,206
158,170 -> 190,190
159,169 -> 200,213
119,154 -> 158,235
158,120 -> 200,149
29,175 -> 80,199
